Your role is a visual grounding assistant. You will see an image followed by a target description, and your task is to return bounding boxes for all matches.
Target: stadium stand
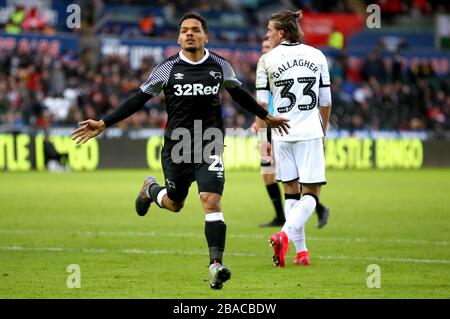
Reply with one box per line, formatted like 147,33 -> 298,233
0,0 -> 449,138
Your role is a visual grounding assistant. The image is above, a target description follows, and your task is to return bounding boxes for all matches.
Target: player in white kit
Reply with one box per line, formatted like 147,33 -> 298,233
255,10 -> 332,267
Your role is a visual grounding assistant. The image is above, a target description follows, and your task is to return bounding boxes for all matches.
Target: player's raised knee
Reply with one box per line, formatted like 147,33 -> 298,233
171,201 -> 184,212
200,192 -> 221,212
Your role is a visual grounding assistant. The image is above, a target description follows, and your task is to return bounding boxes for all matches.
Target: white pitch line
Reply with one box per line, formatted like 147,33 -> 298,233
0,229 -> 449,246
0,245 -> 449,265
315,255 -> 450,265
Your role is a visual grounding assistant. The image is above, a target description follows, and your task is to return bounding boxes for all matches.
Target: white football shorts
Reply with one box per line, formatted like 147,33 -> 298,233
273,138 -> 326,185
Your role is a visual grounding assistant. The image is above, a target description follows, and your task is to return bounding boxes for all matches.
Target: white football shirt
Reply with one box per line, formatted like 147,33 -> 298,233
256,41 -> 331,141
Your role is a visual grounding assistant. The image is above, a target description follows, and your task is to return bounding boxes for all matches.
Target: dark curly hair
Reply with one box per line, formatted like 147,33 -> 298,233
178,12 -> 208,34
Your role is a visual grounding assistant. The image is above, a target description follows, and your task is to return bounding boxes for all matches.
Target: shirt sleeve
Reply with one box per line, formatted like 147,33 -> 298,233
319,52 -> 331,88
102,90 -> 152,127
318,51 -> 332,106
221,59 -> 242,89
255,54 -> 270,104
140,62 -> 170,96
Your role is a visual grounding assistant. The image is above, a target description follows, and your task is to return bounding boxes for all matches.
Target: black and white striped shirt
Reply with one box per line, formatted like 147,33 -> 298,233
140,49 -> 241,137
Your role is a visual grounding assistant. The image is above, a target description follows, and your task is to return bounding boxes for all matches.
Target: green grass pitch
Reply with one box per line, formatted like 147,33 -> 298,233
0,169 -> 449,298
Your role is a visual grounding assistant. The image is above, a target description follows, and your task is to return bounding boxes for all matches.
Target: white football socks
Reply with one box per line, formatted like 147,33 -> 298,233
283,197 -> 306,252
282,194 -> 317,252
284,198 -> 298,221
291,226 -> 307,252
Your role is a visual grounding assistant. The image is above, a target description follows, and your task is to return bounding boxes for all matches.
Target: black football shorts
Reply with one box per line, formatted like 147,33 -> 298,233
161,138 -> 225,202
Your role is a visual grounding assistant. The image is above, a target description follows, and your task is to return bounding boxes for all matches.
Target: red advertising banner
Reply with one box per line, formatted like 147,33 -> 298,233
301,13 -> 365,46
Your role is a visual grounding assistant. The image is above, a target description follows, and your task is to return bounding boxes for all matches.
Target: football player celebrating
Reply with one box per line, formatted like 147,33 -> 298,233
72,12 -> 290,289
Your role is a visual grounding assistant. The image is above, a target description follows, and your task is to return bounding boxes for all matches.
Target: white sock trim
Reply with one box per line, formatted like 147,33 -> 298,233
205,212 -> 224,222
156,188 -> 167,207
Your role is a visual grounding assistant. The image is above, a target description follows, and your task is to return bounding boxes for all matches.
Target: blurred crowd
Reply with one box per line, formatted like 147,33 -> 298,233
369,0 -> 450,17
2,1 -> 450,41
296,0 -> 450,15
0,46 -> 448,133
94,0 -> 450,41
1,5 -> 55,35
0,45 -> 259,130
94,0 -> 263,44
329,51 -> 450,133
100,0 -> 450,15
0,0 -> 449,133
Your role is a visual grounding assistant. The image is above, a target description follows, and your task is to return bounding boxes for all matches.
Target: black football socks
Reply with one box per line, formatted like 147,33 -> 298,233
148,183 -> 166,208
205,219 -> 226,265
266,183 -> 285,223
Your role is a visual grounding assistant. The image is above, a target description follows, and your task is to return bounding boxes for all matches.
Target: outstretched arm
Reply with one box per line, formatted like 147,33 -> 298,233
72,90 -> 152,144
320,103 -> 332,135
226,86 -> 290,135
